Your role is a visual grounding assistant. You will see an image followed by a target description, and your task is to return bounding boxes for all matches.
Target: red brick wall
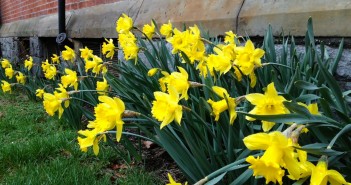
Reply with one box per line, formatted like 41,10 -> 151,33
0,0 -> 120,24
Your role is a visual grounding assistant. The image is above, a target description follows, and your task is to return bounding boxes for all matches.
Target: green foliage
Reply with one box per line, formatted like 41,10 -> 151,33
1,16 -> 350,185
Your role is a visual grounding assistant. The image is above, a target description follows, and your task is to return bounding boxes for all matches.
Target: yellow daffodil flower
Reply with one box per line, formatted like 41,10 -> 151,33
85,55 -> 107,74
166,28 -> 190,54
116,13 -> 133,34
160,21 -> 173,38
1,80 -> 11,93
147,68 -> 160,77
77,128 -> 106,155
43,93 -> 65,118
36,88 -> 45,99
158,67 -> 190,100
24,56 -> 33,71
41,59 -> 50,72
54,84 -> 70,108
51,54 -> 60,64
1,58 -> 11,69
118,31 -> 139,63
244,131 -> 301,185
197,57 -> 215,77
224,31 -> 237,44
102,39 -> 115,59
94,96 -> 125,141
79,46 -> 93,60
208,47 -> 232,75
166,173 -> 187,185
122,42 -> 139,63
234,40 -> 264,86
296,102 -> 320,133
207,86 -> 237,124
62,45 -> 76,62
310,160 -> 349,185
234,40 -> 264,75
151,87 -> 183,129
118,31 -> 137,48
142,21 -> 155,39
96,77 -> 109,95
16,72 -> 26,85
245,82 -> 289,131
61,68 -> 79,90
44,65 -> 57,80
166,26 -> 205,64
5,66 -> 14,79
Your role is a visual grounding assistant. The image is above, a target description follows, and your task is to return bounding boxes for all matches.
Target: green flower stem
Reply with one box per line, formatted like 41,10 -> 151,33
78,75 -> 103,80
262,62 -> 293,70
97,131 -> 154,143
194,158 -> 247,185
201,38 -> 221,49
69,97 -> 96,107
68,89 -> 111,95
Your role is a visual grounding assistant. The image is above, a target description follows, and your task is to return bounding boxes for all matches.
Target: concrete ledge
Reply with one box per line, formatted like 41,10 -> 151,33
1,0 -> 351,38
134,0 -> 243,36
67,0 -> 142,38
238,0 -> 351,37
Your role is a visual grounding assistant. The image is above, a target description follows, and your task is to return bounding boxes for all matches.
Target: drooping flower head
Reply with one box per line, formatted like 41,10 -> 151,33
102,39 -> 115,59
166,173 -> 187,185
61,68 -> 79,90
79,46 -> 93,60
151,87 -> 183,129
142,21 -> 156,39
166,28 -> 190,54
16,72 -> 26,85
234,40 -> 264,87
1,58 -> 11,69
160,21 -> 173,38
41,59 -> 50,72
234,40 -> 264,75
147,68 -> 160,77
51,54 -> 60,64
94,96 -> 125,141
118,31 -> 139,63
207,47 -> 232,75
224,31 -> 237,44
43,93 -> 65,118
310,159 -> 349,185
61,45 -> 76,62
77,95 -> 126,155
244,131 -> 301,185
5,66 -> 14,79
36,88 -> 45,99
166,26 -> 205,64
44,65 -> 57,80
207,86 -> 237,124
24,56 -> 33,71
85,55 -> 107,75
116,13 -> 133,34
1,80 -> 11,93
197,56 -> 215,77
158,67 -> 190,100
245,82 -> 289,131
96,77 -> 109,95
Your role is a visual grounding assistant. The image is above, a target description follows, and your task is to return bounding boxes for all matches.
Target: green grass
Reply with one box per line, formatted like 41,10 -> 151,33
0,92 -> 161,185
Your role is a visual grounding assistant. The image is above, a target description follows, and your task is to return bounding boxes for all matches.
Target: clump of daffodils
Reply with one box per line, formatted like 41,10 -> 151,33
243,124 -> 350,185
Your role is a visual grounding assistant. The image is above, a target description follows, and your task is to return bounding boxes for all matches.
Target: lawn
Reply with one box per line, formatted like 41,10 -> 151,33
0,91 -> 161,185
